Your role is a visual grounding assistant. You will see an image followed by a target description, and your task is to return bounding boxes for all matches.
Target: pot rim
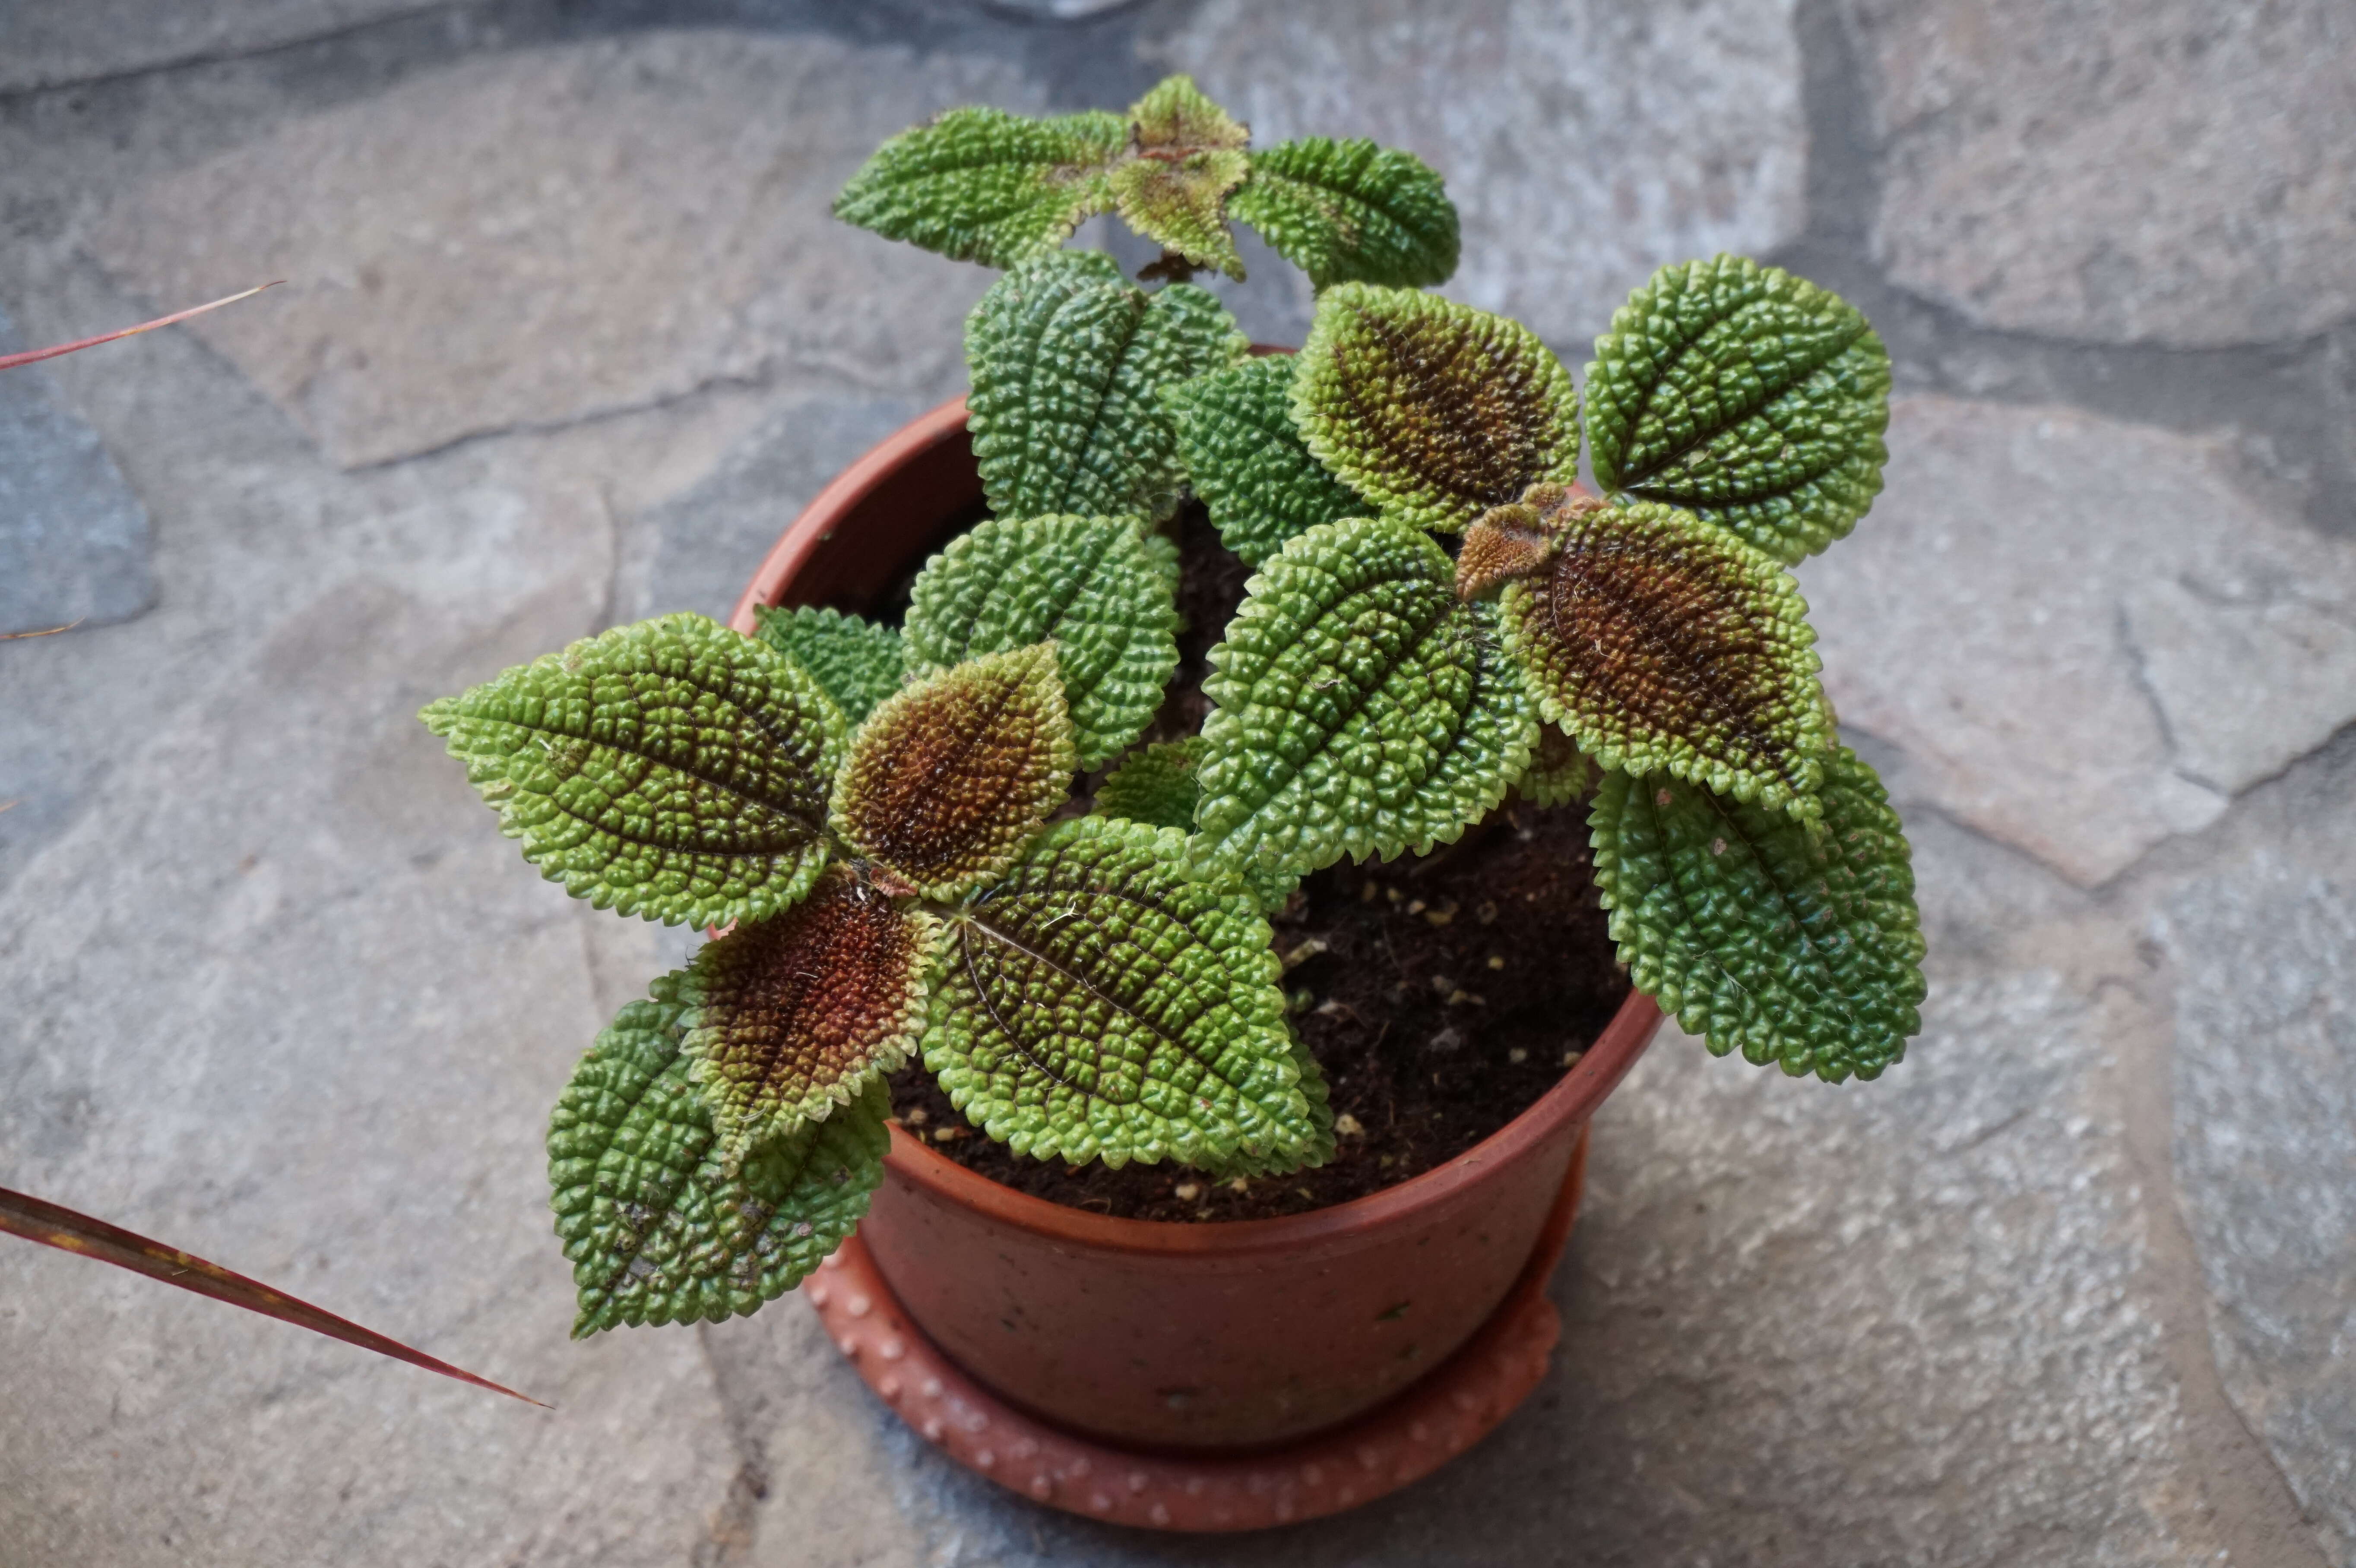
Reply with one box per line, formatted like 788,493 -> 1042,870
726,394 -> 976,636
729,392 -> 1663,1261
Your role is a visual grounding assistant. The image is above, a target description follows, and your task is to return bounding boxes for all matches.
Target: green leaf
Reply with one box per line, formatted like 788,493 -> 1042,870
679,866 -> 937,1163
1092,740 -> 1305,914
1093,738 -> 1201,831
831,643 -> 1075,902
1195,514 -> 1537,882
832,106 -> 1124,269
751,605 -> 904,727
420,613 -> 840,929
902,514 -> 1179,770
549,978 -> 890,1336
1228,137 -> 1460,290
1163,355 -> 1366,566
1589,750 -> 1925,1082
1585,255 -> 1891,565
1140,523 -> 1183,595
966,252 -> 1248,524
1516,724 -> 1600,809
1293,285 -> 1579,533
1110,76 -> 1251,280
926,816 -> 1329,1173
1501,497 -> 1830,816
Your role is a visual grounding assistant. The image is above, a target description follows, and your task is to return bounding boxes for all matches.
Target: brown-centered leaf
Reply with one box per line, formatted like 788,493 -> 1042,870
681,866 -> 937,1163
1291,284 -> 1580,534
829,642 -> 1077,903
1501,496 -> 1830,816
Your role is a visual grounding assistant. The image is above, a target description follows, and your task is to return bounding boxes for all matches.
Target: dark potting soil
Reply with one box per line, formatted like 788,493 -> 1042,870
884,502 -> 1631,1223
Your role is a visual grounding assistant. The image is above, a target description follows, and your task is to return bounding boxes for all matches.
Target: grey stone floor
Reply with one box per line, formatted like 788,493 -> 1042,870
1,2 -> 2351,1564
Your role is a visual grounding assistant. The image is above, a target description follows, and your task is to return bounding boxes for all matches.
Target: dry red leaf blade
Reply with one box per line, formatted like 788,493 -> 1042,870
0,282 -> 280,372
0,1185 -> 544,1406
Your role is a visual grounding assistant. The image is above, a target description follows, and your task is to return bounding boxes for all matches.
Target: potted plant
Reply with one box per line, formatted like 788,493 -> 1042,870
421,77 -> 1924,1530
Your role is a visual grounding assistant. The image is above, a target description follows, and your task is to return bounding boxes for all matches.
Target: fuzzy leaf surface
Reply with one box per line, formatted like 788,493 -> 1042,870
967,252 -> 1247,524
1093,738 -> 1201,831
1196,515 -> 1537,882
1586,256 -> 1890,564
927,816 -> 1329,1173
1111,76 -> 1251,280
832,106 -> 1123,268
902,514 -> 1178,770
420,614 -> 839,928
1293,285 -> 1579,534
1228,137 -> 1459,289
752,605 -> 904,727
1163,356 -> 1365,566
831,643 -> 1075,901
1590,750 -> 1925,1081
1454,498 -> 1562,601
680,867 -> 936,1161
549,978 -> 889,1335
1503,499 -> 1829,815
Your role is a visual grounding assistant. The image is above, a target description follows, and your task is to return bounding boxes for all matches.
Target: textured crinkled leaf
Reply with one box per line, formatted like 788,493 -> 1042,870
1201,848 -> 1304,920
1502,498 -> 1829,816
832,106 -> 1123,268
1092,735 -> 1302,916
1586,255 -> 1891,564
679,867 -> 936,1162
1140,525 -> 1183,595
1517,725 -> 1600,808
967,252 -> 1248,524
1228,137 -> 1459,290
751,605 -> 904,727
1195,515 -> 1537,882
926,816 -> 1329,1173
420,613 -> 839,928
548,978 -> 890,1336
1111,76 -> 1250,280
1163,356 -> 1365,566
1590,750 -> 1925,1082
902,514 -> 1178,770
831,644 -> 1075,902
1093,739 -> 1201,831
1293,286 -> 1580,534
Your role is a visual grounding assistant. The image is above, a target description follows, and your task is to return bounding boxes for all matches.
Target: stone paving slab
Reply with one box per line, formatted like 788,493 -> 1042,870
90,32 -> 1029,468
0,0 -> 445,93
0,307 -> 155,635
2153,746 -> 2356,1568
0,345 -> 745,1563
1850,0 -> 2356,346
1156,0 -> 1807,351
1804,394 -> 2356,888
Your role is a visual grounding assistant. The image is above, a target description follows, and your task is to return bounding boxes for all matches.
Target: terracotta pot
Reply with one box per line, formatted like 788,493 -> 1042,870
729,395 -> 1665,1528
